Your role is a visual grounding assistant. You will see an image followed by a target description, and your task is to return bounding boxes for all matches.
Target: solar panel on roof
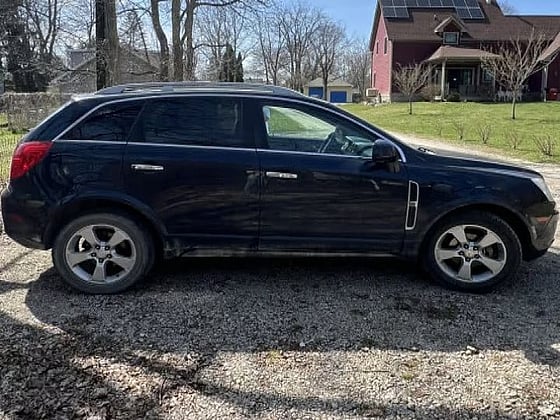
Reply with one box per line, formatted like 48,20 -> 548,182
384,7 -> 397,17
430,0 -> 443,7
405,0 -> 417,6
456,7 -> 471,18
469,8 -> 484,18
465,0 -> 478,6
394,0 -> 406,6
453,0 -> 467,6
380,0 -> 393,6
395,6 -> 410,17
441,0 -> 454,6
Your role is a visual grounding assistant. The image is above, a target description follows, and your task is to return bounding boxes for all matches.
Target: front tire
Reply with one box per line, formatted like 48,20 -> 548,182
52,213 -> 154,294
422,211 -> 522,293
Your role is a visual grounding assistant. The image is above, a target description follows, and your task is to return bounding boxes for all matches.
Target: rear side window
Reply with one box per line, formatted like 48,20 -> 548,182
61,101 -> 143,142
137,97 -> 249,148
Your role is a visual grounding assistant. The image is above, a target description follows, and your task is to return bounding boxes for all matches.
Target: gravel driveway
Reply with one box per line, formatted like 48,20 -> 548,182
1,137 -> 559,420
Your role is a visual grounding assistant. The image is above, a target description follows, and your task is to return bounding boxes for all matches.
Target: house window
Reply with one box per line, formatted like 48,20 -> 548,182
483,70 -> 493,82
376,41 -> 379,54
443,32 -> 459,45
384,37 -> 388,54
373,73 -> 376,87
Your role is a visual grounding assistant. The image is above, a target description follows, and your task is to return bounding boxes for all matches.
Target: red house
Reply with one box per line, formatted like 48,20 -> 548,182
369,0 -> 560,102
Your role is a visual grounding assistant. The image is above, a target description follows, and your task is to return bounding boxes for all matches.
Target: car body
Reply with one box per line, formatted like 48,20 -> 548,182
1,82 -> 557,293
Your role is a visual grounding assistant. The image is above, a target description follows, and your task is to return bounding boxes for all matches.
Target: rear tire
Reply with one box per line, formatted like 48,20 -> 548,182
52,213 -> 154,294
422,211 -> 522,293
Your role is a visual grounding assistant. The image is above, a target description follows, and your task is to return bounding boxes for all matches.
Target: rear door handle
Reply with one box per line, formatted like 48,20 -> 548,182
131,164 -> 164,172
265,171 -> 298,180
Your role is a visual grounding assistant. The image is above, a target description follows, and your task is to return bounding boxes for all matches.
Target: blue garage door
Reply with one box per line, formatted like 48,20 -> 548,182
308,87 -> 324,99
330,91 -> 347,103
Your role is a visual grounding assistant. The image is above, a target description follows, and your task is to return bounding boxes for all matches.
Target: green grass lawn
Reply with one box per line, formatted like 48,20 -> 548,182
343,102 -> 560,163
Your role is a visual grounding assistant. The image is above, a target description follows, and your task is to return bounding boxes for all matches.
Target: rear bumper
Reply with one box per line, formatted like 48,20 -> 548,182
1,185 -> 49,250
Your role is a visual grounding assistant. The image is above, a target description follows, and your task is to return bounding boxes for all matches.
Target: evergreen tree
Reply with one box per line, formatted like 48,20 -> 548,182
219,44 -> 236,82
235,52 -> 244,82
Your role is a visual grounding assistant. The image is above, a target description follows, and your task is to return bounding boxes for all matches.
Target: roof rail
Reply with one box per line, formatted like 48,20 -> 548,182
95,81 -> 303,97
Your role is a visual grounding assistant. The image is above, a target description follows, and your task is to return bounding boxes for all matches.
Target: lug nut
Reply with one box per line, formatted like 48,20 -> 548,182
95,245 -> 100,250
473,246 -> 479,251
107,254 -> 112,259
458,251 -> 465,256
465,258 -> 471,262
463,244 -> 469,249
91,253 -> 97,257
105,246 -> 110,251
98,258 -> 104,263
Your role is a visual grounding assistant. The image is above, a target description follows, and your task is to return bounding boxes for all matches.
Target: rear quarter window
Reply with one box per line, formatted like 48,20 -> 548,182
24,100 -> 93,141
60,100 -> 144,142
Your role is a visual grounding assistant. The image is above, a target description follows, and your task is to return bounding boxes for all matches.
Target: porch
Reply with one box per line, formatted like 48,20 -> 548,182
424,45 -> 545,102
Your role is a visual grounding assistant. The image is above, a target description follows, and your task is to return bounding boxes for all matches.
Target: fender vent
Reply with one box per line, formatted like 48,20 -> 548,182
406,181 -> 420,231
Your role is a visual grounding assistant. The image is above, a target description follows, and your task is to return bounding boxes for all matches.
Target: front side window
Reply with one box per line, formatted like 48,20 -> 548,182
138,97 -> 248,148
261,104 -> 378,158
62,101 -> 143,142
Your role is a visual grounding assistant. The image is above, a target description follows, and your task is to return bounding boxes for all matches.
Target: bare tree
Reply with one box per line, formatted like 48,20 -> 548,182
251,6 -> 287,84
312,17 -> 346,100
149,0 -> 170,80
392,63 -> 433,115
341,37 -> 371,101
196,5 -> 254,81
278,2 -> 322,92
482,30 -> 549,119
148,0 -> 265,82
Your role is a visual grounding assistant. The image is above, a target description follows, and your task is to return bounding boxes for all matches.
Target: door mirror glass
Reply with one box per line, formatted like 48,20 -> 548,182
372,139 -> 399,164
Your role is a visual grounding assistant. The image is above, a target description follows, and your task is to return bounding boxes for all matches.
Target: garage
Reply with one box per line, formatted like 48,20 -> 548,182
329,90 -> 348,103
304,78 -> 353,103
308,87 -> 324,99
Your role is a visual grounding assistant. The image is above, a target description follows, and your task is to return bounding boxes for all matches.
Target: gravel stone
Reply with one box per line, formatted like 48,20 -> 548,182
1,136 -> 559,419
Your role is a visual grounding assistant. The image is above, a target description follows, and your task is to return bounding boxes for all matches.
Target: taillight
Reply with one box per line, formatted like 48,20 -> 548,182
10,141 -> 53,180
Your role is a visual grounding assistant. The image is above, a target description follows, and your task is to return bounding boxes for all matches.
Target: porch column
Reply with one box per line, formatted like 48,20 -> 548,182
441,60 -> 447,101
542,65 -> 549,102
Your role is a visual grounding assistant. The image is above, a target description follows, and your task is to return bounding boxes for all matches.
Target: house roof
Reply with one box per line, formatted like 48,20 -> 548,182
539,31 -> 560,63
370,0 -> 560,47
425,45 -> 501,62
307,78 -> 353,88
433,16 -> 468,34
51,45 -> 160,84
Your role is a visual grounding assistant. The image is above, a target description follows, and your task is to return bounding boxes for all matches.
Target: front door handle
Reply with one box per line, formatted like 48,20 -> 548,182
265,171 -> 298,180
131,164 -> 164,172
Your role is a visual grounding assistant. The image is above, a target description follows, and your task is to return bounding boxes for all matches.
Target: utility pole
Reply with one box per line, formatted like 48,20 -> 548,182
95,0 -> 118,89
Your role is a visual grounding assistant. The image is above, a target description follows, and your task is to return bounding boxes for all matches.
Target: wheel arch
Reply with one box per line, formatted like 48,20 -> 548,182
44,196 -> 166,255
418,203 -> 532,259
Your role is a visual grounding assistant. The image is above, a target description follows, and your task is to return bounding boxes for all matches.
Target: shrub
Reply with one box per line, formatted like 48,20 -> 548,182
447,92 -> 461,102
476,125 -> 492,144
452,120 -> 467,141
420,84 -> 441,102
506,131 -> 523,150
533,135 -> 556,157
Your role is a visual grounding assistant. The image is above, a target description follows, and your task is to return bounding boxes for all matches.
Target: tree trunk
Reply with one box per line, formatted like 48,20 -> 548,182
95,0 -> 107,90
184,1 -> 196,81
511,97 -> 517,120
105,0 -> 118,86
323,78 -> 328,101
171,0 -> 182,81
150,0 -> 169,81
409,97 -> 413,115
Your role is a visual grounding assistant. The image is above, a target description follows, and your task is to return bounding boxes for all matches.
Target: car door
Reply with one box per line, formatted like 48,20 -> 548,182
255,99 -> 409,253
123,95 -> 260,251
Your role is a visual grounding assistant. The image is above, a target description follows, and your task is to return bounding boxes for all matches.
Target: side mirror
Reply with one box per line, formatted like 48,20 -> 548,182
372,139 -> 399,164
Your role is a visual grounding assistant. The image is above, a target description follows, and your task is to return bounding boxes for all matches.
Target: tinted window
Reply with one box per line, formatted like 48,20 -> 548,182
62,101 -> 143,142
261,104 -> 378,158
139,97 -> 249,148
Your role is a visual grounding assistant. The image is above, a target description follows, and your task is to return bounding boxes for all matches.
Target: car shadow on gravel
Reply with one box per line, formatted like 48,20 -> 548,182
8,253 -> 560,417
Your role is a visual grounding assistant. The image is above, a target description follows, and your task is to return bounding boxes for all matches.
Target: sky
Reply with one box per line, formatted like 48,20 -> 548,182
312,0 -> 560,40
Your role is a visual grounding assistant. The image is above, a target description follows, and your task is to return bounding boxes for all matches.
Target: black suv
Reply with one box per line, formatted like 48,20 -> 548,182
1,82 -> 557,293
